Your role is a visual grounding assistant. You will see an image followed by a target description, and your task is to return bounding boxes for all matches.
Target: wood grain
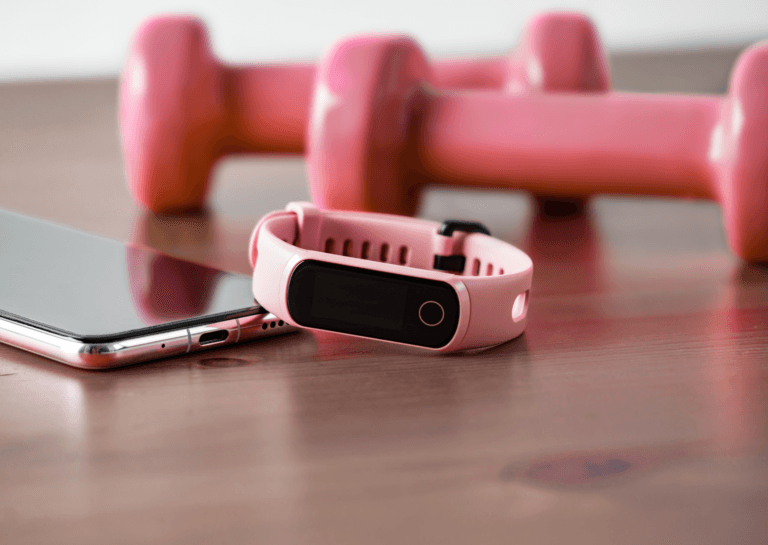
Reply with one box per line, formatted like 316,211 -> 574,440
1,48 -> 767,545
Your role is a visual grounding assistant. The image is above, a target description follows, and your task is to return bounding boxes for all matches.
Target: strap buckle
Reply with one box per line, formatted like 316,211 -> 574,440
433,220 -> 491,273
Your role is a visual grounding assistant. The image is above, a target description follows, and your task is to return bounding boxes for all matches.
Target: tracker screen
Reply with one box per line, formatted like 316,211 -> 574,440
310,268 -> 409,331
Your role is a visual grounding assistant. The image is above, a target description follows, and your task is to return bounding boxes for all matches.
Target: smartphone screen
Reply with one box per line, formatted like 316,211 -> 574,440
0,209 -> 291,368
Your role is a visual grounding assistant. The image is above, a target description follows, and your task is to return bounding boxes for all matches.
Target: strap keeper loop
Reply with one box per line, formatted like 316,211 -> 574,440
433,220 -> 491,273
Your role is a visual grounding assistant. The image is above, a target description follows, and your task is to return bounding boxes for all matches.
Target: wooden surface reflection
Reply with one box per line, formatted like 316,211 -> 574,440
1,48 -> 767,544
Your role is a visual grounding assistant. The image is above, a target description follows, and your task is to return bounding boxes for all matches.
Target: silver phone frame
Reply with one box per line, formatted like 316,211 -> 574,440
0,311 -> 296,370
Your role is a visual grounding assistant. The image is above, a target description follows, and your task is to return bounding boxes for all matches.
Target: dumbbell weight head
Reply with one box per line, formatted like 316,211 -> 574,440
120,16 -> 227,212
507,11 -> 610,93
716,43 -> 768,262
308,37 -> 430,217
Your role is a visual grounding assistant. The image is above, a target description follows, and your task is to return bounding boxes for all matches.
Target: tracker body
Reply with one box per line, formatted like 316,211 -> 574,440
249,203 -> 533,352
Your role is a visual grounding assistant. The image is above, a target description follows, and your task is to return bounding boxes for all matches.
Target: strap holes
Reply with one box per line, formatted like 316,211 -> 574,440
361,241 -> 370,259
324,238 -> 335,254
499,268 -> 505,275
486,263 -> 494,275
380,243 -> 390,262
472,258 -> 480,276
343,239 -> 353,256
398,246 -> 409,265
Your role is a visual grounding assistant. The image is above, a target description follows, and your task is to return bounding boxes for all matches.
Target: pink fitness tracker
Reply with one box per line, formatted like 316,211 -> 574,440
248,203 -> 533,352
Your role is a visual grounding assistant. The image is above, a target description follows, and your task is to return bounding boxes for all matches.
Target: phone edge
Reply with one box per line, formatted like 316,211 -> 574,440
0,311 -> 296,370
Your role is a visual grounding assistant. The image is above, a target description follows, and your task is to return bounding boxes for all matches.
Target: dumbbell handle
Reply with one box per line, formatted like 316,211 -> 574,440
224,58 -> 514,154
430,57 -> 511,90
224,63 -> 314,153
416,92 -> 721,200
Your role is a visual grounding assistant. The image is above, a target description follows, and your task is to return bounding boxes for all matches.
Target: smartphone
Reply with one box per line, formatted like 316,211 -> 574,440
0,209 -> 295,369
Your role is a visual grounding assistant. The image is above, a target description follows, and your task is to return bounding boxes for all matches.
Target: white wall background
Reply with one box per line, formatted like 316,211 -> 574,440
2,0 -> 768,81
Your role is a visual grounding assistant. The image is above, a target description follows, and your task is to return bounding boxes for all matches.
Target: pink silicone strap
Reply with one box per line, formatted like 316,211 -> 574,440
249,203 -> 533,352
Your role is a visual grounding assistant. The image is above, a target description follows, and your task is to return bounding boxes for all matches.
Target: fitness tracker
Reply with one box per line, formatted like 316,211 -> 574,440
248,203 -> 533,352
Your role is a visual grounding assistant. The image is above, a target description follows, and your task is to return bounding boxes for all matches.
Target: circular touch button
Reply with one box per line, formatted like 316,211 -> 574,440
419,301 -> 445,326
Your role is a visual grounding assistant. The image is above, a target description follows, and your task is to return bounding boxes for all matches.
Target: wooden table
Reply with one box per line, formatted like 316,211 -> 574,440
1,47 -> 766,544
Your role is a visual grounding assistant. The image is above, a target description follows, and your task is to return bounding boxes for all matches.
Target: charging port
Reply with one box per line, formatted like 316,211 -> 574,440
199,330 -> 229,345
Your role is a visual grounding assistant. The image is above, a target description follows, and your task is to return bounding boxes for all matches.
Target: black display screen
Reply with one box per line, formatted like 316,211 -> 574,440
288,260 -> 460,348
311,268 -> 408,331
0,210 -> 263,342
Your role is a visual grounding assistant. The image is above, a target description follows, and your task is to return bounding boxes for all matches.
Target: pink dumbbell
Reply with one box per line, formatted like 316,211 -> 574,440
307,36 -> 768,262
119,13 -> 610,213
